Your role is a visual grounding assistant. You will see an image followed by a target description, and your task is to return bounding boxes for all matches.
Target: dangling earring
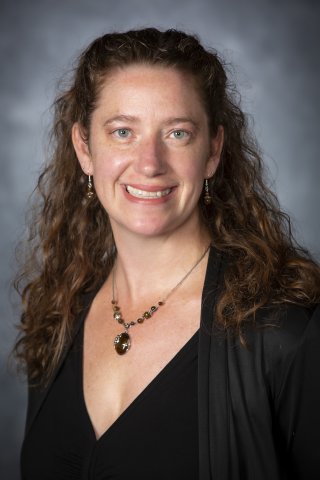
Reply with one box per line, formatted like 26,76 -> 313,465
203,178 -> 212,205
86,175 -> 94,199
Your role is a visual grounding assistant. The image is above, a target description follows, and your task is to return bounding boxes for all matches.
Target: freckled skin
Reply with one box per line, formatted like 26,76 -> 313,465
73,65 -> 223,239
70,65 -> 225,439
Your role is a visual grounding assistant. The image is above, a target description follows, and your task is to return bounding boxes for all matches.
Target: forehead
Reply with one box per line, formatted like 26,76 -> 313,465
94,64 -> 206,119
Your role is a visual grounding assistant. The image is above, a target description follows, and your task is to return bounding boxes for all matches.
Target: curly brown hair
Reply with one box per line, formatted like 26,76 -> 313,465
14,28 -> 320,384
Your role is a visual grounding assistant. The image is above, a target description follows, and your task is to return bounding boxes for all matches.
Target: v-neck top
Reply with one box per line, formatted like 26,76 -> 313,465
21,322 -> 199,479
21,245 -> 320,479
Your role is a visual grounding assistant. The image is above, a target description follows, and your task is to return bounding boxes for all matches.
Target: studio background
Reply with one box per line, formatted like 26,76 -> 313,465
1,0 -> 319,478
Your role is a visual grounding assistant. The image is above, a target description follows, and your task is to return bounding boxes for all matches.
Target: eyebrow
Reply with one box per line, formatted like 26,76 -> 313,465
103,115 -> 199,129
103,115 -> 139,126
163,117 -> 199,129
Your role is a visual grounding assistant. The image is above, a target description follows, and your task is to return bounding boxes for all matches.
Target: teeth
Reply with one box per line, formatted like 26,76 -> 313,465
126,185 -> 171,198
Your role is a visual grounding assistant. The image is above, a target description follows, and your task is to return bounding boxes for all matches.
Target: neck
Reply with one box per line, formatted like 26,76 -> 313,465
111,221 -> 212,303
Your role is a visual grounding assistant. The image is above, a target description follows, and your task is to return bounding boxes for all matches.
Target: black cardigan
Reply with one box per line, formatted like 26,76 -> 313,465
22,247 -> 320,479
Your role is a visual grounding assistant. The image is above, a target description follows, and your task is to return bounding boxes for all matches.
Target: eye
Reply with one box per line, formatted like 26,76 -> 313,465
114,128 -> 131,138
170,130 -> 190,140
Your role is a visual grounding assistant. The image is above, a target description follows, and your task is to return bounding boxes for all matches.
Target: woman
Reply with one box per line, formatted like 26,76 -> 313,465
15,28 -> 320,479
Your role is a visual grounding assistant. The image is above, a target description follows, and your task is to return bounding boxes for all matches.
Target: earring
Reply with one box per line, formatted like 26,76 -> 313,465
204,178 -> 212,205
86,175 -> 94,199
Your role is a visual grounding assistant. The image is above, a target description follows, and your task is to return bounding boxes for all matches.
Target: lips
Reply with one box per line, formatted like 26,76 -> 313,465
125,185 -> 172,199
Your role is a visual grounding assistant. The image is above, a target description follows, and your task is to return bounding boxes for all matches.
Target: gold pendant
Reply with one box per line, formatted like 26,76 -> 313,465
114,331 -> 131,355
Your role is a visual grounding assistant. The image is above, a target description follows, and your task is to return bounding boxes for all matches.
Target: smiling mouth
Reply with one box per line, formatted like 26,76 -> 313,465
126,185 -> 172,199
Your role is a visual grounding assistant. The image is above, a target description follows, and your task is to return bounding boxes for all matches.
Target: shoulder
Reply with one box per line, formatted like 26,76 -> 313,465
246,303 -> 320,399
24,288 -> 97,435
252,303 -> 320,354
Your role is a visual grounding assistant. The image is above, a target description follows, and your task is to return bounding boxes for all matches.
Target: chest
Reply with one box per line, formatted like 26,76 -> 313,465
82,293 -> 202,439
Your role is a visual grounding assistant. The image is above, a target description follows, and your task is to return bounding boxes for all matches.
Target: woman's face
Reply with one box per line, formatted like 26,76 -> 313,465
73,64 -> 223,240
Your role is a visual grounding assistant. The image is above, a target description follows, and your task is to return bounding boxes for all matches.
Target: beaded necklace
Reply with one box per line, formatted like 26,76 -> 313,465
111,245 -> 210,355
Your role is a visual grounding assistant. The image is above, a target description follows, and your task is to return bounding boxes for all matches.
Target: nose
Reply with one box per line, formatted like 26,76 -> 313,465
133,135 -> 166,177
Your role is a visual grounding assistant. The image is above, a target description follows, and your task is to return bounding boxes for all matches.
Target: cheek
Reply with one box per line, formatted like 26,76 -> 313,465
182,160 -> 207,185
91,151 -> 127,179
183,143 -> 210,177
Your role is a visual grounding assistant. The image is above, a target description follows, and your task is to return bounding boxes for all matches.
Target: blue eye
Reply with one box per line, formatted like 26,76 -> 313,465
115,128 -> 130,138
172,130 -> 188,139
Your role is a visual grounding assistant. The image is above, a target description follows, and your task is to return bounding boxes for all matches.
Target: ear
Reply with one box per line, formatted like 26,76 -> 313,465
72,123 -> 94,175
205,125 -> 224,178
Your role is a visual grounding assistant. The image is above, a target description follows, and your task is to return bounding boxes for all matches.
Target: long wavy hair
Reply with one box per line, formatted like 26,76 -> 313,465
14,28 -> 320,384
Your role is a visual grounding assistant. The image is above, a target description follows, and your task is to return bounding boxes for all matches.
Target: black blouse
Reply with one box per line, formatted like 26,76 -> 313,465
21,247 -> 320,479
21,324 -> 199,479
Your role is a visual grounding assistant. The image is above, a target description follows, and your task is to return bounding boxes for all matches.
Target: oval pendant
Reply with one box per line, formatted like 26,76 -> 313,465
114,332 -> 131,355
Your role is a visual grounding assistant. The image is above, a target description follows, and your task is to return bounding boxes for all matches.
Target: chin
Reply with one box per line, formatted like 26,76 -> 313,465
130,224 -> 172,237
115,218 -> 176,238
110,211 -> 196,239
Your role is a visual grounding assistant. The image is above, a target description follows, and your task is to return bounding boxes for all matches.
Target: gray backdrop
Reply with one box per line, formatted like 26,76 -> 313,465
1,0 -> 319,478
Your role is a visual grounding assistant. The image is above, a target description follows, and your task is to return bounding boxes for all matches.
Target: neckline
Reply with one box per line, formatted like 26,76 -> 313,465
23,245 -> 222,442
77,244 -> 218,442
77,323 -> 199,443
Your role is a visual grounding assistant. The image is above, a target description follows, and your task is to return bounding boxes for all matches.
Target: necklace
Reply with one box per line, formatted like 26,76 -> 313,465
111,244 -> 211,355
